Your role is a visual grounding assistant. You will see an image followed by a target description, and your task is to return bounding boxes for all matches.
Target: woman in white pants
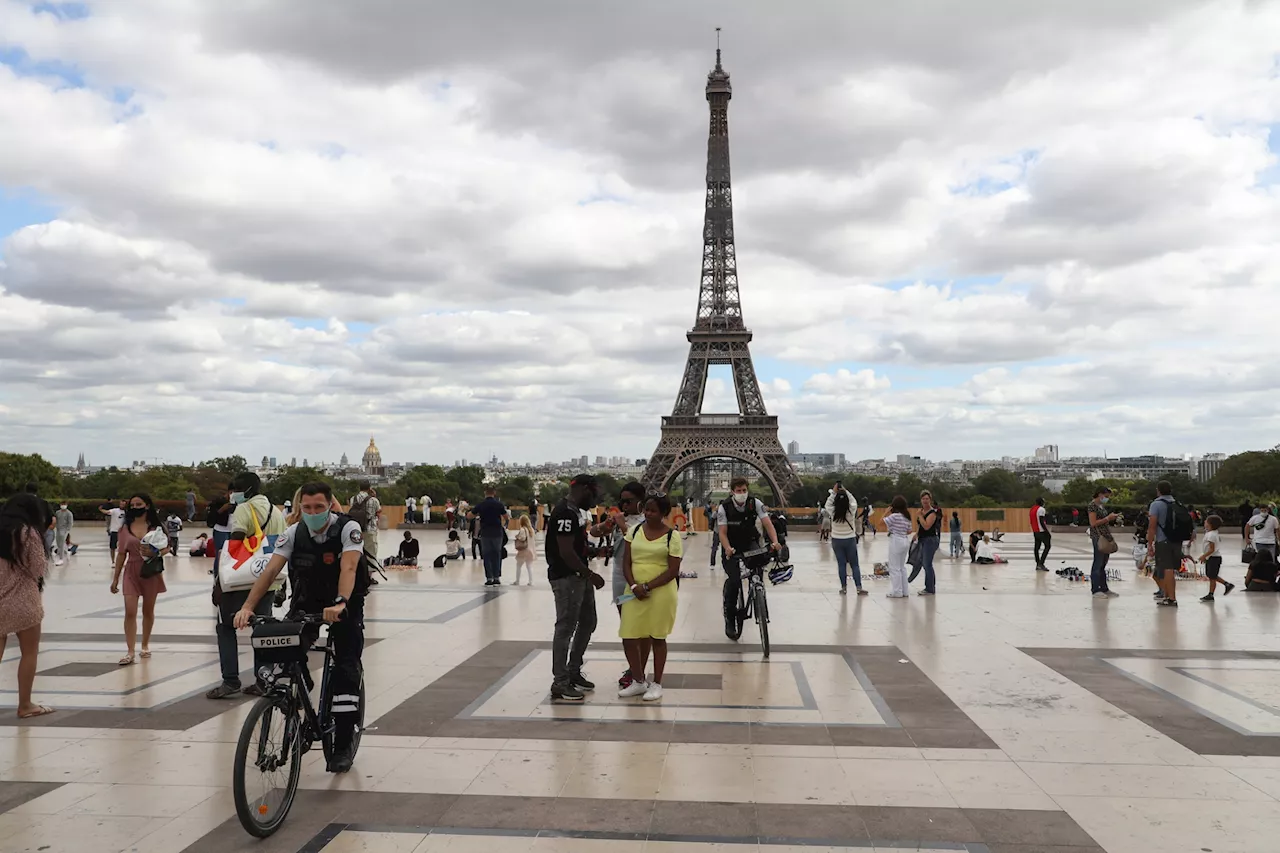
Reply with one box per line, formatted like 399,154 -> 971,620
883,496 -> 913,598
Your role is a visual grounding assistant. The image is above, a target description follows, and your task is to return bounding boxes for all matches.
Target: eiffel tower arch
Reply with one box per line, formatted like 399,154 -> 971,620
642,45 -> 801,505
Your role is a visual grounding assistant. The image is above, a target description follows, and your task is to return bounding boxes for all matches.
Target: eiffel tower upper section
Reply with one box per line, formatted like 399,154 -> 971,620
667,46 -> 769,420
642,45 -> 800,503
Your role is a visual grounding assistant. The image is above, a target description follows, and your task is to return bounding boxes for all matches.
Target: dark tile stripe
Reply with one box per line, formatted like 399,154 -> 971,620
0,781 -> 61,814
374,639 -> 995,750
1022,647 -> 1280,756
180,792 -> 1100,852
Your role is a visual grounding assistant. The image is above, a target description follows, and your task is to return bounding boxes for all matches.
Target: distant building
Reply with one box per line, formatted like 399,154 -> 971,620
787,452 -> 847,471
339,452 -> 349,468
786,440 -> 800,456
76,452 -> 86,471
1196,454 -> 1227,482
1034,444 -> 1060,462
362,437 -> 384,477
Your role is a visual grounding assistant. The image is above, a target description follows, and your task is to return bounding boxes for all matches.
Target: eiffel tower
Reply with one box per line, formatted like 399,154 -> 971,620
642,44 -> 801,505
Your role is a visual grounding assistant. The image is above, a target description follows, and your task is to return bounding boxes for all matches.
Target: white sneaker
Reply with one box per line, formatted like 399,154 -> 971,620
1105,591 -> 1120,598
643,683 -> 663,702
54,559 -> 64,566
1093,591 -> 1109,598
618,680 -> 649,698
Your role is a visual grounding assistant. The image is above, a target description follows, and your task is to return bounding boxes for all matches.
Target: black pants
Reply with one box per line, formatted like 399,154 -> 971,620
301,597 -> 365,753
1034,531 -> 1052,566
216,587 -> 273,687
471,537 -> 482,558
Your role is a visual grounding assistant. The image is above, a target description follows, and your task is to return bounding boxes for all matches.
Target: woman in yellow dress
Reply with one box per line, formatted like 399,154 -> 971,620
618,494 -> 683,702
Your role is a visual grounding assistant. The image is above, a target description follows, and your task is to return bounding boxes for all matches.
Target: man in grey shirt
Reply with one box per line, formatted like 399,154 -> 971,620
1147,480 -> 1183,607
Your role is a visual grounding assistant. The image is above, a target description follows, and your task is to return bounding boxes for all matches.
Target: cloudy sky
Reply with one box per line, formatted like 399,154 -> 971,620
1,0 -> 1278,470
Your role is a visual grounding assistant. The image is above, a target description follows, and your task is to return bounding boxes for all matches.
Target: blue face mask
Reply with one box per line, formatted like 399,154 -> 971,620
302,510 -> 329,533
1100,497 -> 1109,504
229,492 -> 246,505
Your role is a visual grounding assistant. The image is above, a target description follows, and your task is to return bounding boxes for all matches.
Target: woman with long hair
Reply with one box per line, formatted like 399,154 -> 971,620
0,494 -> 54,717
909,490 -> 941,595
826,488 -> 864,595
512,514 -> 537,585
110,493 -> 168,665
883,496 -> 913,598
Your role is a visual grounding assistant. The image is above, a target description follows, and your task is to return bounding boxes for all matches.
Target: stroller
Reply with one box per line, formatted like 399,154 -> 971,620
766,510 -> 794,584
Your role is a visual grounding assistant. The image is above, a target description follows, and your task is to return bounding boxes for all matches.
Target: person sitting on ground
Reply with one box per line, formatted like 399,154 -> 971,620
1244,549 -> 1278,592
991,527 -> 1004,542
385,531 -> 419,567
445,529 -> 465,560
968,529 -> 985,562
188,533 -> 209,556
974,533 -> 1006,564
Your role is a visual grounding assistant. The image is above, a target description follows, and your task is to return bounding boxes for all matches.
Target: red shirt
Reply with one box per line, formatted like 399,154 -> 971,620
1030,505 -> 1047,533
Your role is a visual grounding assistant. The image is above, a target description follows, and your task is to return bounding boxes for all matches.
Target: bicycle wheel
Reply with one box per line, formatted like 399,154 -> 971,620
322,672 -> 366,766
754,585 -> 770,658
233,695 -> 302,838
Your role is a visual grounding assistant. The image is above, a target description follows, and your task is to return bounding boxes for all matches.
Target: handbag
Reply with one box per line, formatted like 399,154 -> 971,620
139,528 -> 168,578
217,505 -> 274,592
1097,536 -> 1118,555
1242,546 -> 1257,564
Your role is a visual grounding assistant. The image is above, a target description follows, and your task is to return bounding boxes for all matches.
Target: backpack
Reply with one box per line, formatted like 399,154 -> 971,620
348,494 -> 375,531
433,554 -> 447,568
1161,498 -> 1194,543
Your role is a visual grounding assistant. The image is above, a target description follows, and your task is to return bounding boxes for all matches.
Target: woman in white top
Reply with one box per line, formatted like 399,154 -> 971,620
825,487 -> 863,595
882,496 -> 913,598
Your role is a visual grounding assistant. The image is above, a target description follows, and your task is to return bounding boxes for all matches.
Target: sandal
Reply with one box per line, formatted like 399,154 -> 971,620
118,655 -> 135,666
139,649 -> 152,659
17,705 -> 55,719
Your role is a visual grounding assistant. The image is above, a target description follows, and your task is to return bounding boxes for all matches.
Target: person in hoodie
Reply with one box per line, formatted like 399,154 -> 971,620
206,472 -> 287,699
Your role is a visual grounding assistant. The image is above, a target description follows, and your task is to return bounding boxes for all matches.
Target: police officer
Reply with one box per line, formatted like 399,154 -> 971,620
715,477 -> 781,638
234,481 -> 368,773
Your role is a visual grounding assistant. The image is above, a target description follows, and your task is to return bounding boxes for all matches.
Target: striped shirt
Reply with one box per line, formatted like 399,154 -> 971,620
884,512 -> 913,536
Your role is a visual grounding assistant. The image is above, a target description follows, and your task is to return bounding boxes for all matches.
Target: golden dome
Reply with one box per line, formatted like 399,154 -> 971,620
366,436 -> 379,453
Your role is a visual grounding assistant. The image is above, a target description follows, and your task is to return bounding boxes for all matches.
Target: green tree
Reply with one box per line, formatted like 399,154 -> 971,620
263,467 -> 329,505
960,494 -> 999,508
450,466 -> 488,503
0,452 -> 62,497
969,469 -> 1035,504
1213,450 -> 1280,497
496,475 -> 534,506
200,456 -> 249,478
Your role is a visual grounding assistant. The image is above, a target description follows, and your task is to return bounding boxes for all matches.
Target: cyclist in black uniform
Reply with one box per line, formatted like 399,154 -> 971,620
234,481 -> 369,772
716,477 -> 781,637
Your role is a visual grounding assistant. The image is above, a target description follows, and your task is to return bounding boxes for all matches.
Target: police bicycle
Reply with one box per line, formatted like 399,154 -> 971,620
724,546 -> 773,658
232,613 -> 367,838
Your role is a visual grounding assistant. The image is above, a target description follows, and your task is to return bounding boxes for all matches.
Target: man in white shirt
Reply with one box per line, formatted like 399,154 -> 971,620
1246,505 -> 1278,561
101,499 -> 126,563
406,495 -> 417,523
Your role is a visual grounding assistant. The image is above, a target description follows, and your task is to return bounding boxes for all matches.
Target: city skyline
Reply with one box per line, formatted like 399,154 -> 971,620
2,3 -> 1278,464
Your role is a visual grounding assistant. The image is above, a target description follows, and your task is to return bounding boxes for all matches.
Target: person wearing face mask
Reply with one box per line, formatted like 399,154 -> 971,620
1245,503 -> 1278,562
717,478 -> 782,638
205,472 -> 287,699
234,481 -> 369,772
110,493 -> 169,665
1087,487 -> 1120,598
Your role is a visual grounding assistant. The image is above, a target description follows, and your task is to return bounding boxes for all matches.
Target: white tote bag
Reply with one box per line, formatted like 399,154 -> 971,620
218,505 -> 274,592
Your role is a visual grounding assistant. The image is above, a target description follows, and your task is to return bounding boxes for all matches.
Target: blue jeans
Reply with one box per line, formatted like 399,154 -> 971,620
949,532 -> 963,557
211,529 -> 230,575
832,537 -> 861,589
920,536 -> 939,593
481,534 -> 504,581
1090,537 -> 1111,594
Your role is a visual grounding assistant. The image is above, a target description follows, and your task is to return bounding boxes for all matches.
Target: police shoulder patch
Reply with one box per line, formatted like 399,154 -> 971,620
350,528 -> 363,544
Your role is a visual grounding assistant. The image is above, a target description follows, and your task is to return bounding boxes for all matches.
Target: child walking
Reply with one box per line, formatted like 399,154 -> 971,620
1199,515 -> 1234,601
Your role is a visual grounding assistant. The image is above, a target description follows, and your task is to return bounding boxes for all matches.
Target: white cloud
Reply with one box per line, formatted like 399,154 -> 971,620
0,0 -> 1278,467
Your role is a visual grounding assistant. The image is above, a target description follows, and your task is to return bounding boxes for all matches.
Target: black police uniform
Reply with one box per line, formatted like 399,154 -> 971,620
721,497 -> 766,633
286,513 -> 368,755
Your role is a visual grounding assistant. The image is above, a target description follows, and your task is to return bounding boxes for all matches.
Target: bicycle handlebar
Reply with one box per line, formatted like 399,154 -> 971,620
248,613 -> 328,627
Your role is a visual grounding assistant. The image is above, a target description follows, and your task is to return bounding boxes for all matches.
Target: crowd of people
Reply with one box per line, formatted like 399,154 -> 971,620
1,471 -> 1276,744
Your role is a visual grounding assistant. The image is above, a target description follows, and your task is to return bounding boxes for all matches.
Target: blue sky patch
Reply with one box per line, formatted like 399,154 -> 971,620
0,45 -> 86,88
0,187 -> 59,257
31,1 -> 90,21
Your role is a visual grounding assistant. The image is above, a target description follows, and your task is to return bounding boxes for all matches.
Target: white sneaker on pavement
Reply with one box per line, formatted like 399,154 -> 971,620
643,683 -> 663,702
618,680 -> 649,698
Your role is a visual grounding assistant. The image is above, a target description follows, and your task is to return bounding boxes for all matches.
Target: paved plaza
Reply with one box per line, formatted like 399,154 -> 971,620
2,528 -> 1280,853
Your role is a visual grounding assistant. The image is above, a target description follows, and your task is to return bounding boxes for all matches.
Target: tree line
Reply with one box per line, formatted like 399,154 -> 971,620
1,448 -> 1275,518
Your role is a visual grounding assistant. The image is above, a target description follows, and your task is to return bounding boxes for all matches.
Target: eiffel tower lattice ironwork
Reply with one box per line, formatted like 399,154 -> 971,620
642,46 -> 801,504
